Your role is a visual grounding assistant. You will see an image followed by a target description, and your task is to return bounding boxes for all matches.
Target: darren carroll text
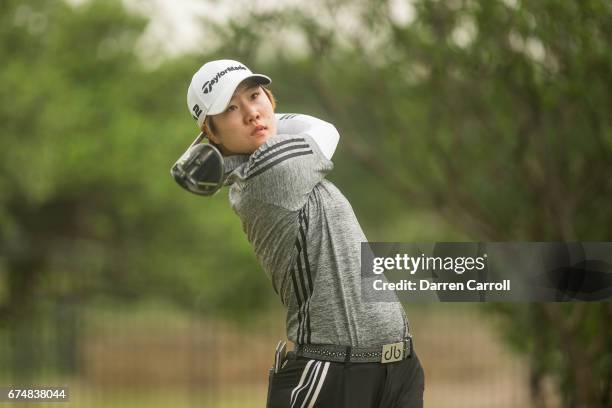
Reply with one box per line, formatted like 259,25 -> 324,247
373,279 -> 511,291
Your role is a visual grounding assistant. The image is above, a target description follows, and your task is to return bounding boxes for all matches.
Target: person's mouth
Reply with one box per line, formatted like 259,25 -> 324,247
251,125 -> 267,136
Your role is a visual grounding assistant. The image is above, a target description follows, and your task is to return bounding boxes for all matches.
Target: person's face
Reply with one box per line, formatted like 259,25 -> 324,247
208,84 -> 277,155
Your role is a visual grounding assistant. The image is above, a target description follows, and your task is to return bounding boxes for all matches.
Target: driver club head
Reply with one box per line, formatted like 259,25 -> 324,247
170,134 -> 225,196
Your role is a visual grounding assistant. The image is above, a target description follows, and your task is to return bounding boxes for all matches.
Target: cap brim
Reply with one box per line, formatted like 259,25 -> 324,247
207,74 -> 272,116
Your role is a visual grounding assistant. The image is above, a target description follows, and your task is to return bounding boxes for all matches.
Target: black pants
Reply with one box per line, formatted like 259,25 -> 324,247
267,351 -> 425,408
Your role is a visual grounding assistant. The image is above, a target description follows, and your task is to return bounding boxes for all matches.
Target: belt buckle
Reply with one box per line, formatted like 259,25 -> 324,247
381,341 -> 404,363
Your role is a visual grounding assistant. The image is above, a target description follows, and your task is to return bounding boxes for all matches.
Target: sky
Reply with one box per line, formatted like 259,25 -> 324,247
123,0 -> 416,59
124,0 -> 307,57
126,0 -> 217,57
62,0 -> 418,65
64,0 -> 221,56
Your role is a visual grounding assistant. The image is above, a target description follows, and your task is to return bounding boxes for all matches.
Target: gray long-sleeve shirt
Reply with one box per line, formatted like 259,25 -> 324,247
224,115 -> 408,347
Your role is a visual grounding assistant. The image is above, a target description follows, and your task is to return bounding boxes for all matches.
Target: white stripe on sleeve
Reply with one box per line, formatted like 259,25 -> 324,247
275,113 -> 340,160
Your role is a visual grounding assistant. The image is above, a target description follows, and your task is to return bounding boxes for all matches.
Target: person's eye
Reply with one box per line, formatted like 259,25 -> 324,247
251,91 -> 260,100
226,105 -> 237,112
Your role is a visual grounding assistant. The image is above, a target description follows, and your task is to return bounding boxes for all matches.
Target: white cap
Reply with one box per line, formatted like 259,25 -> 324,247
187,59 -> 271,128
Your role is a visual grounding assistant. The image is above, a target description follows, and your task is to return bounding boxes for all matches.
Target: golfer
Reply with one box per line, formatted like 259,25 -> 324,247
186,59 -> 425,407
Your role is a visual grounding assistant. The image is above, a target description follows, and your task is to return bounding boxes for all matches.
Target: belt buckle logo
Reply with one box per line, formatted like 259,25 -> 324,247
381,341 -> 404,363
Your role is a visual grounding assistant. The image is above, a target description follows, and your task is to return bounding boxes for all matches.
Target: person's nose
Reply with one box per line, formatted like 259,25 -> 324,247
244,103 -> 260,124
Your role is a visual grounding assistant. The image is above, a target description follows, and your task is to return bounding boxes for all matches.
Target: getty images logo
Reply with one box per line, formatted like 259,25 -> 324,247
202,65 -> 247,94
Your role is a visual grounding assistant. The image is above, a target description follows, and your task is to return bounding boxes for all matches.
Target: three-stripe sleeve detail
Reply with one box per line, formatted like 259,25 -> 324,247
299,209 -> 309,230
290,265 -> 304,342
293,207 -> 313,345
247,138 -> 312,180
251,138 -> 303,161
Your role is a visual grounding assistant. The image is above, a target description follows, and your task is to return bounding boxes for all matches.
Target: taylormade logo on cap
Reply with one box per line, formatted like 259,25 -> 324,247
187,59 -> 272,128
202,65 -> 248,94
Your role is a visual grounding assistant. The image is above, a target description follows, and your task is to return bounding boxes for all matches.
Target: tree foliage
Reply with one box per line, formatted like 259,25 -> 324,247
0,0 -> 276,378
201,0 -> 612,405
1,0 -> 611,404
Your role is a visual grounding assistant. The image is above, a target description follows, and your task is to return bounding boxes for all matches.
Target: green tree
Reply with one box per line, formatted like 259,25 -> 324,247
202,0 -> 612,405
0,0 -> 274,379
